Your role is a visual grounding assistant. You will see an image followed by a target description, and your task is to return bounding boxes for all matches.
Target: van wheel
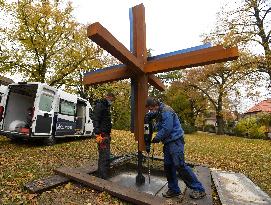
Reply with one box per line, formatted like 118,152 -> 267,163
44,135 -> 56,146
10,137 -> 23,144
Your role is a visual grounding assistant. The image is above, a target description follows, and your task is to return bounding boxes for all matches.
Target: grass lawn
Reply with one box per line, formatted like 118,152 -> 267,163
0,130 -> 270,204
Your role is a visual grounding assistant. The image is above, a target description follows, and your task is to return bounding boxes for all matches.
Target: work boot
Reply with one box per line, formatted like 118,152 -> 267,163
162,189 -> 181,198
189,190 -> 206,199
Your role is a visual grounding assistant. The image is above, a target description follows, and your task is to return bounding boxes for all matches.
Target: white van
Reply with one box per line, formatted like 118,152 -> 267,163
0,85 -> 8,118
0,82 -> 94,145
0,85 -> 8,103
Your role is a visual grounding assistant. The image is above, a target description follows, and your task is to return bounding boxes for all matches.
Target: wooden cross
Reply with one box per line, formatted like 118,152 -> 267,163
84,4 -> 238,153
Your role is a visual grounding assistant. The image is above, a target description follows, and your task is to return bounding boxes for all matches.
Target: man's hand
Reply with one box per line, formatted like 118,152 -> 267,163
151,137 -> 160,143
96,134 -> 104,144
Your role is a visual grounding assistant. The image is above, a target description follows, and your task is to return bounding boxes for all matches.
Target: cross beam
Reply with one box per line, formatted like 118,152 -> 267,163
83,45 -> 238,89
83,3 -> 239,152
87,22 -> 144,75
83,65 -> 165,91
145,45 -> 238,73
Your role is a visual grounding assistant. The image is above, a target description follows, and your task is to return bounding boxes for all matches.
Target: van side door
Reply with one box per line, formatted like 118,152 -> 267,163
0,86 -> 8,129
55,93 -> 77,136
32,86 -> 56,136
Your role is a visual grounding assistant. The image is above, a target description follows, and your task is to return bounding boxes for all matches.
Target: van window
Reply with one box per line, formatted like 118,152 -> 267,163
60,100 -> 75,116
39,94 -> 54,112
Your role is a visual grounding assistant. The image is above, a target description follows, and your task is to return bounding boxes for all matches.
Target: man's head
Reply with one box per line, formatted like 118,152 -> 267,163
105,92 -> 115,105
146,97 -> 160,112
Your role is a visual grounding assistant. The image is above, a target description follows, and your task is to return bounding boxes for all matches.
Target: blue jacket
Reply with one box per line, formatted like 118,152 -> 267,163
154,103 -> 184,144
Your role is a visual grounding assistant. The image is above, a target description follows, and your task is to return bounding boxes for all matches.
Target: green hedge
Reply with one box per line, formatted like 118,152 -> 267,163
204,124 -> 216,133
182,123 -> 196,134
234,117 -> 267,139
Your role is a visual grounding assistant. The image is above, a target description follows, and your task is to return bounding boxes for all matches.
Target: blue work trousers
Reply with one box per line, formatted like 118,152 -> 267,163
163,138 -> 205,193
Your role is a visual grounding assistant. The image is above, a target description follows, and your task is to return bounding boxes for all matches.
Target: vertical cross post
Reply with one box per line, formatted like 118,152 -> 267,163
130,4 -> 148,185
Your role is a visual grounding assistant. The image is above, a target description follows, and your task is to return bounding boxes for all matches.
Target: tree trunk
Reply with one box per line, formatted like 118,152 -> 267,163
216,114 -> 224,135
216,93 -> 224,135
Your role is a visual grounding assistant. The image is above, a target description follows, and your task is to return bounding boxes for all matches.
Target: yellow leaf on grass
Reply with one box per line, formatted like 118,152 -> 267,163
64,182 -> 72,190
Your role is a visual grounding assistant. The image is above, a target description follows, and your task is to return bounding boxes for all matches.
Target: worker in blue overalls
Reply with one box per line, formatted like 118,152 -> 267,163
146,97 -> 206,199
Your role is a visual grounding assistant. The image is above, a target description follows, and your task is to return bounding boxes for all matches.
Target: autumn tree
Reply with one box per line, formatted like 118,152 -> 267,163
110,81 -> 131,130
0,0 -> 3,6
165,82 -> 208,131
208,0 -> 271,83
0,0 -> 10,71
1,0 -> 104,88
77,80 -> 131,130
182,55 -> 250,135
196,0 -> 271,133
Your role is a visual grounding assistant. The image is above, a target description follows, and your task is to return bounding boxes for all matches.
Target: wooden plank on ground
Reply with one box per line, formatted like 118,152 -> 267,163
56,167 -> 167,205
182,166 -> 213,205
24,162 -> 97,193
24,175 -> 69,193
54,163 -> 98,176
24,154 -> 135,194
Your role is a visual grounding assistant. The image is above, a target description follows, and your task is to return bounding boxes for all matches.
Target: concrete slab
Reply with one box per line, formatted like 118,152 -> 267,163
182,166 -> 213,205
109,171 -> 186,197
56,167 -> 167,205
211,169 -> 271,205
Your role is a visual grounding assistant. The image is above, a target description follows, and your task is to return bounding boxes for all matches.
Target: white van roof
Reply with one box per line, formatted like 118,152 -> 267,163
58,90 -> 77,103
9,82 -> 88,104
77,96 -> 88,102
11,82 -> 42,86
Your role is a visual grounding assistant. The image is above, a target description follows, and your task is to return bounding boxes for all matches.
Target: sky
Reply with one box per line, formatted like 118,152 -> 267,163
69,0 -> 268,112
4,0 -> 268,112
70,0 -> 228,56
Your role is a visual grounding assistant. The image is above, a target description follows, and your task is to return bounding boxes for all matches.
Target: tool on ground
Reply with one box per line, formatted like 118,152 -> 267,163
144,114 -> 154,184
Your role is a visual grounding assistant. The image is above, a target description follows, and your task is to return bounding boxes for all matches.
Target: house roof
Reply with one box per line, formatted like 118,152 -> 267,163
245,99 -> 271,114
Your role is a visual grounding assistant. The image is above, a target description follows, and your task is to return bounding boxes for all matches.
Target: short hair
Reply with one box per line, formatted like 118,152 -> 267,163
106,92 -> 115,99
146,97 -> 159,107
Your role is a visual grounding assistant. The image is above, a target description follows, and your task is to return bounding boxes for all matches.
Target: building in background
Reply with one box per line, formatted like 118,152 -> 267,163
244,99 -> 271,118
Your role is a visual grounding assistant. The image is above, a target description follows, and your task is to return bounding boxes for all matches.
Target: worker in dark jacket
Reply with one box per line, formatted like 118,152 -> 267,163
93,92 -> 115,179
146,97 -> 206,199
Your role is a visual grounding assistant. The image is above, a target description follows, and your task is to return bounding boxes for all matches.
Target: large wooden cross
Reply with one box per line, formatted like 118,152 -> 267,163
84,3 -> 238,164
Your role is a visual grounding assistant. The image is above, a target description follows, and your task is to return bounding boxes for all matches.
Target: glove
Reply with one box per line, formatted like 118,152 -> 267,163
151,137 -> 160,143
96,134 -> 104,144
